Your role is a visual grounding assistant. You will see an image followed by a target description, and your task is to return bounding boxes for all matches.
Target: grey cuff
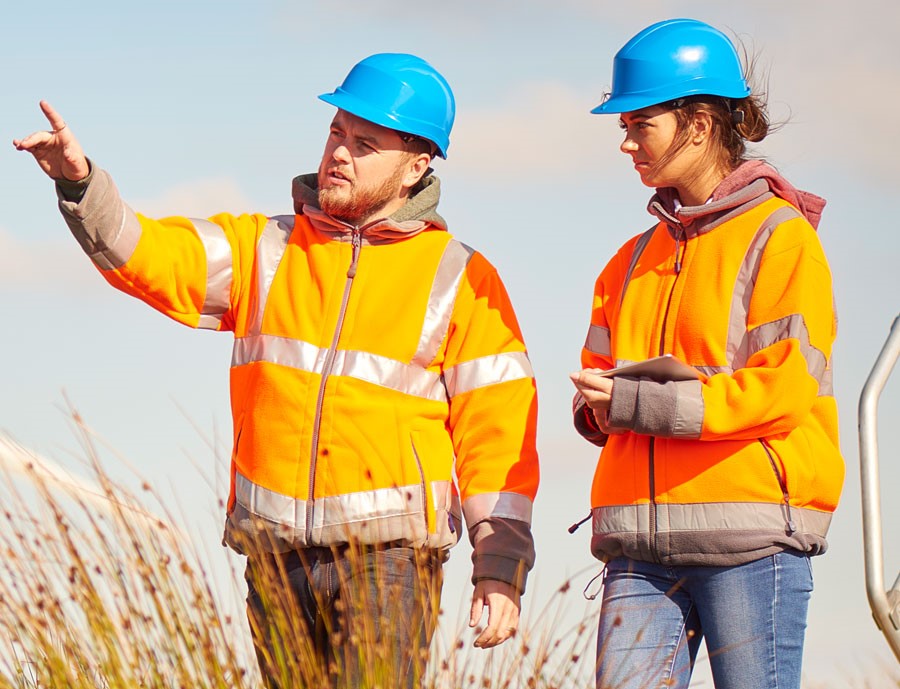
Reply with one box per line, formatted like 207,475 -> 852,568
470,517 -> 535,593
608,376 -> 640,430
608,376 -> 703,438
54,160 -> 94,202
55,166 -> 142,270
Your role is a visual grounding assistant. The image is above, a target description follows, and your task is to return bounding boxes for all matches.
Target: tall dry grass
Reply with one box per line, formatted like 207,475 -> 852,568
0,420 -> 598,689
1,417 -> 897,688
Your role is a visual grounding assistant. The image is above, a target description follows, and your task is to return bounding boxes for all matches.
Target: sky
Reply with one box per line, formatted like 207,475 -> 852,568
2,0 -> 900,685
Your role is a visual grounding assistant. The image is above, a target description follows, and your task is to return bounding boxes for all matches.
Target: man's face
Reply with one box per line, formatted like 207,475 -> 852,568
318,111 -> 418,226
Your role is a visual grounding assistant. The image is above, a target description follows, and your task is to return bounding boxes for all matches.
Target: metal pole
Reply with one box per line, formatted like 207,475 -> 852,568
858,315 -> 900,662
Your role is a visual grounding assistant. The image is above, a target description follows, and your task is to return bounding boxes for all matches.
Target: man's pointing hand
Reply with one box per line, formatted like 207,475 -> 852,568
14,101 -> 89,181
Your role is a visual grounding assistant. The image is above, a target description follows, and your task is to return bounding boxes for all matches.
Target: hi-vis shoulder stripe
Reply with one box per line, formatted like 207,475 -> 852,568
412,240 -> 475,366
727,206 -> 800,370
191,218 -> 234,330
252,215 -> 296,335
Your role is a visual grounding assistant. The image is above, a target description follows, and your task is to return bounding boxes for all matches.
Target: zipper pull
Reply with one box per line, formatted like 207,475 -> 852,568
568,512 -> 592,534
347,228 -> 362,278
674,228 -> 685,274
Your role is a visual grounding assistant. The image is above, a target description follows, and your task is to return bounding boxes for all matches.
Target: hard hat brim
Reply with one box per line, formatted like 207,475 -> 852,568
591,80 -> 752,115
318,90 -> 449,158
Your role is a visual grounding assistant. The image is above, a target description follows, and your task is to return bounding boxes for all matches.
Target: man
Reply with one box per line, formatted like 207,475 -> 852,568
15,53 -> 539,688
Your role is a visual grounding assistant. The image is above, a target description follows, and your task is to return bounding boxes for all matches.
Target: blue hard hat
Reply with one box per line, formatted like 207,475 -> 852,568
319,53 -> 455,158
592,18 -> 751,115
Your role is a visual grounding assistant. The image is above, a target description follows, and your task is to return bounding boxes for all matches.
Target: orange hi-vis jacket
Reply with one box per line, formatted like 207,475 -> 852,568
58,167 -> 540,588
574,162 -> 844,567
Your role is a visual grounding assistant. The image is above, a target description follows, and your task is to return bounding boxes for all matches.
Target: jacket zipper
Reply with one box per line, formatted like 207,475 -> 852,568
649,224 -> 687,562
306,226 -> 363,537
760,439 -> 797,534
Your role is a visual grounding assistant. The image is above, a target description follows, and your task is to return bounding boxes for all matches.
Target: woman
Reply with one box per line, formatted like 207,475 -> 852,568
570,18 -> 844,689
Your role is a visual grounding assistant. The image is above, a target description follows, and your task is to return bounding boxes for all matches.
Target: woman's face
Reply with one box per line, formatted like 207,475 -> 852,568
618,106 -> 699,190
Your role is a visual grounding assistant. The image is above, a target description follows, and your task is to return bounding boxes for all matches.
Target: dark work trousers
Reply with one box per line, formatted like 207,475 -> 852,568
245,544 -> 445,689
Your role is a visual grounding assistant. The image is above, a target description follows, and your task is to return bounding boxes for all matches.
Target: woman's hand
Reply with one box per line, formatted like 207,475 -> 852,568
570,369 -> 622,434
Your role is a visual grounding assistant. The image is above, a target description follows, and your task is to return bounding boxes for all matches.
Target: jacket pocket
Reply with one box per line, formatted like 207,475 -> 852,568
409,432 -> 432,534
759,439 -> 796,534
226,413 -> 246,515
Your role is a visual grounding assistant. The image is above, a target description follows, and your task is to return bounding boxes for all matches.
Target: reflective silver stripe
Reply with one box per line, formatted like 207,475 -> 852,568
673,380 -> 704,437
232,334 -> 447,401
463,491 -> 533,525
593,501 -> 832,537
444,351 -> 533,397
236,471 -> 307,527
233,472 -> 458,546
92,203 -> 144,271
619,225 -> 657,308
411,240 -> 475,367
585,325 -> 611,357
819,366 -> 833,397
747,314 -> 828,387
190,218 -> 234,330
251,215 -> 295,335
232,334 -> 323,369
728,206 -> 801,370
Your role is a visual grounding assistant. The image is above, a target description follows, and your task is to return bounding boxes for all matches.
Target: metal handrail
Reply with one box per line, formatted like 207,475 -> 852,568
858,314 -> 900,662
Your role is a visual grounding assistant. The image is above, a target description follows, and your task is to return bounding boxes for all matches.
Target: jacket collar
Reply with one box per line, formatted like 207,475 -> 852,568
647,160 -> 827,237
291,171 -> 447,241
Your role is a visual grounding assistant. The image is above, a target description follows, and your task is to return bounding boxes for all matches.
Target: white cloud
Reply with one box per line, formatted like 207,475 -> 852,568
0,226 -> 100,292
0,178 -> 255,293
451,81 -> 623,180
132,177 -> 256,219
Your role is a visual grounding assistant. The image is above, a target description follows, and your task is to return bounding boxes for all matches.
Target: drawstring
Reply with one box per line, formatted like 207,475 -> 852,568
568,512 -> 592,534
568,513 -> 607,601
583,566 -> 607,601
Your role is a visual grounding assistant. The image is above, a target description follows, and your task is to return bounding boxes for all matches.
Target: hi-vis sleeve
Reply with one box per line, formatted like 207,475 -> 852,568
443,253 -> 539,589
56,167 -> 262,332
694,218 -> 836,441
573,237 -> 639,446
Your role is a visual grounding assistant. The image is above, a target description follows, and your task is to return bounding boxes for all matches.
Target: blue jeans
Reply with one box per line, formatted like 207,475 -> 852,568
595,552 -> 813,689
246,544 -> 444,689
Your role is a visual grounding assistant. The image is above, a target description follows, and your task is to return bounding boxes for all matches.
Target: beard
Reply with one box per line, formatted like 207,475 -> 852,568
318,163 -> 405,226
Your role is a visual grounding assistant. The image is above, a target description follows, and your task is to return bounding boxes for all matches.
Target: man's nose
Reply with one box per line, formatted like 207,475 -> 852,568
332,144 -> 352,163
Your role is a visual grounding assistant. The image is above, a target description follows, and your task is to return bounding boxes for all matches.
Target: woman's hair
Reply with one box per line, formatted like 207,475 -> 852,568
653,45 -> 778,177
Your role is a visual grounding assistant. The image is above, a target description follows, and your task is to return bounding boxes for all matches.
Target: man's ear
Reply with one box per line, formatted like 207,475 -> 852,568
401,153 -> 433,190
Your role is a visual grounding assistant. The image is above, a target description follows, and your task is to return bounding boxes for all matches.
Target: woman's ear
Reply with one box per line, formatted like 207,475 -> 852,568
691,110 -> 715,145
